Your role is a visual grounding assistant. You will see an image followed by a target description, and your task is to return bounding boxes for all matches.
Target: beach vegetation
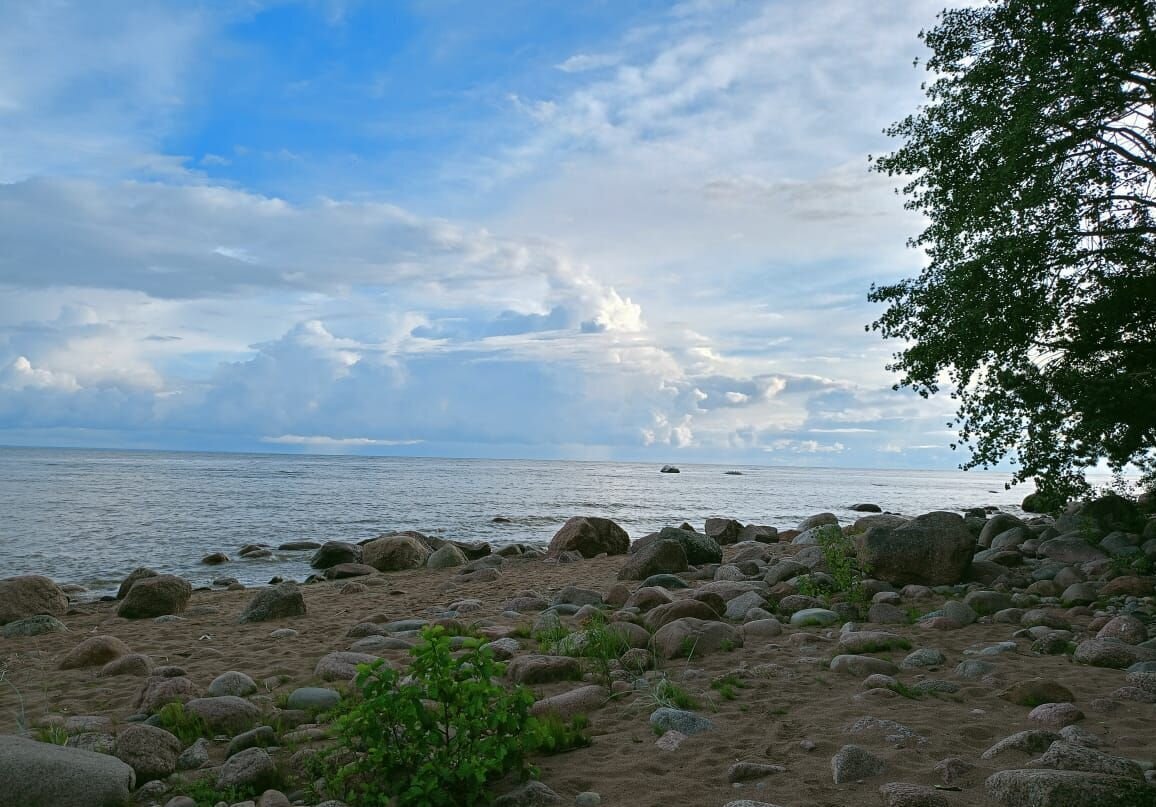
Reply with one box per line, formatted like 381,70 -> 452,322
325,625 -> 539,807
155,701 -> 211,745
869,0 -> 1156,501
529,713 -> 592,754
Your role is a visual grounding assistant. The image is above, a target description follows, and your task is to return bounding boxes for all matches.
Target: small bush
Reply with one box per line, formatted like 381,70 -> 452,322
155,702 -> 210,745
327,625 -> 537,807
530,714 -> 591,754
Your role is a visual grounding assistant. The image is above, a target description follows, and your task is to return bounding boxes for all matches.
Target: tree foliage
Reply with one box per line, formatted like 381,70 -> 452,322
869,0 -> 1156,498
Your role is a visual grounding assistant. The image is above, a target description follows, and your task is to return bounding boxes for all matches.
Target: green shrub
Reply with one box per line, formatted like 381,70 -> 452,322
327,625 -> 537,807
529,714 -> 591,754
155,702 -> 210,745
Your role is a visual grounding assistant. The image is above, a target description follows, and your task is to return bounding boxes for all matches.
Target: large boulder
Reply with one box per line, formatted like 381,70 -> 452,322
617,539 -> 688,581
0,575 -> 68,625
633,527 -> 722,565
115,567 -> 158,599
238,581 -> 306,623
856,511 -> 976,586
651,617 -> 742,659
979,513 -> 1026,548
59,636 -> 132,670
985,769 -> 1154,806
362,533 -> 431,571
309,541 -> 363,569
704,518 -> 743,545
548,517 -> 629,558
0,734 -> 136,806
114,723 -> 183,783
117,575 -> 192,619
184,696 -> 262,734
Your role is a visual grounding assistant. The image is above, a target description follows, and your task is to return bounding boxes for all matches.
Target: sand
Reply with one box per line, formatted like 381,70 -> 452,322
1,545 -> 1153,807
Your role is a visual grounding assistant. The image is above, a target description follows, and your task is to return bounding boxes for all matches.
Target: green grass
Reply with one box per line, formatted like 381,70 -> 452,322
155,702 -> 211,745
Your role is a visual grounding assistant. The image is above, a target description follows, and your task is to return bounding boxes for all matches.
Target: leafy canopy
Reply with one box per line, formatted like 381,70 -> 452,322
869,0 -> 1156,498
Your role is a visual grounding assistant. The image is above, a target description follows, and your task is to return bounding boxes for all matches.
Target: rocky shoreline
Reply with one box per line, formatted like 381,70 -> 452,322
1,494 -> 1155,807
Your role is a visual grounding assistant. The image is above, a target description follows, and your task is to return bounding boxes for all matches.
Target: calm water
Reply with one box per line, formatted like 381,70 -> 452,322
0,447 -> 1033,596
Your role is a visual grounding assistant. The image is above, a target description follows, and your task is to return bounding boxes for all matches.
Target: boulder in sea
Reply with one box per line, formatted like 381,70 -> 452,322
117,575 -> 192,619
850,503 -> 883,513
0,575 -> 68,625
660,465 -> 680,473
309,541 -> 362,570
548,516 -> 630,558
798,512 -> 839,531
856,511 -> 976,586
362,533 -> 431,571
115,567 -> 158,599
201,552 -> 229,565
0,734 -> 136,807
238,581 -> 306,623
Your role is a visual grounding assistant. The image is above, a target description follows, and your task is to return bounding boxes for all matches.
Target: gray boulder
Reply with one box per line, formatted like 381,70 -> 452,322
362,533 -> 431,571
184,695 -> 262,734
114,723 -> 182,782
117,575 -> 191,619
618,539 -> 688,581
0,734 -> 136,806
238,582 -> 306,623
651,617 -> 742,659
985,769 -> 1155,806
217,746 -> 276,790
426,543 -> 468,568
0,575 -> 68,625
856,511 -> 975,586
309,541 -> 362,569
831,744 -> 885,784
548,517 -> 629,558
704,518 -> 744,545
115,567 -> 158,599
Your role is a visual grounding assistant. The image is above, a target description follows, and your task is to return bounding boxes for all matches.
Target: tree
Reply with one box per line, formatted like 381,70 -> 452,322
869,0 -> 1156,499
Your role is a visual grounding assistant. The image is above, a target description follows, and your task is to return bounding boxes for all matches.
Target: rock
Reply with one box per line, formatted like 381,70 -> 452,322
617,539 -> 689,580
660,465 -> 680,473
1061,582 -> 1099,606
877,783 -> 949,807
493,780 -> 564,806
0,734 -> 136,807
1074,638 -> 1156,669
278,540 -> 321,551
651,617 -> 742,659
530,685 -> 608,719
548,516 -> 629,558
363,533 -> 431,571
850,503 -> 883,513
830,655 -> 899,677
655,729 -> 688,750
742,618 -> 784,638
1022,492 -> 1062,513
315,651 -> 379,681
176,737 -> 210,770
217,746 -> 276,791
846,716 -> 926,747
901,648 -> 946,669
789,608 -> 840,627
287,687 -> 341,712
867,603 -> 910,624
427,543 -> 469,568
201,552 -> 229,565
238,581 -> 306,623
1102,575 -> 1156,596
100,653 -> 153,677
114,723 -> 182,782
799,512 -> 839,530
1097,615 -> 1149,645
1000,678 -> 1075,706
256,791 -> 293,807
649,707 -> 714,735
0,575 -> 68,625
226,725 -> 276,758
633,526 -> 723,565
207,671 -> 258,698
117,575 -> 191,619
115,567 -> 158,599
982,730 -> 1062,759
506,655 -> 582,684
59,635 -> 132,669
727,761 -> 786,782
1029,740 -> 1145,779
831,744 -> 885,784
704,518 -> 744,545
323,563 -> 377,580
837,630 -> 910,654
2,614 -> 68,637
135,675 -> 201,713
856,511 -> 976,586
165,798 -> 197,807
935,757 -> 975,786
644,599 -> 723,631
979,513 -> 1027,547
309,541 -> 362,569
1037,536 -> 1108,565
724,590 -> 768,619
553,585 -> 604,607
964,590 -> 1014,615
985,769 -> 1155,806
1027,702 -> 1084,729
764,559 -> 809,585
184,696 -> 262,734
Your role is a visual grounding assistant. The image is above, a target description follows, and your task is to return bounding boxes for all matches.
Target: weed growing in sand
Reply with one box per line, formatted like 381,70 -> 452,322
179,778 -> 255,807
327,625 -> 538,807
155,702 -> 211,745
0,655 -> 27,730
710,673 -> 747,701
641,677 -> 698,711
569,612 -> 630,687
530,714 -> 592,754
677,636 -> 700,661
34,725 -> 68,745
886,681 -> 924,700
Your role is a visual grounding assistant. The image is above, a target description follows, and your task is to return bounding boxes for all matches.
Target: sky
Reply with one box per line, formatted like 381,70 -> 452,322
0,0 -> 964,466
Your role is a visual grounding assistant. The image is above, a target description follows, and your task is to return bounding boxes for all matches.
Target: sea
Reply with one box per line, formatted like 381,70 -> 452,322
0,447 -> 1036,598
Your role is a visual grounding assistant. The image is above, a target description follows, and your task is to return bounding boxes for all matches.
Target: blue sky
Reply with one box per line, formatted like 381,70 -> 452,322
0,0 -> 964,466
